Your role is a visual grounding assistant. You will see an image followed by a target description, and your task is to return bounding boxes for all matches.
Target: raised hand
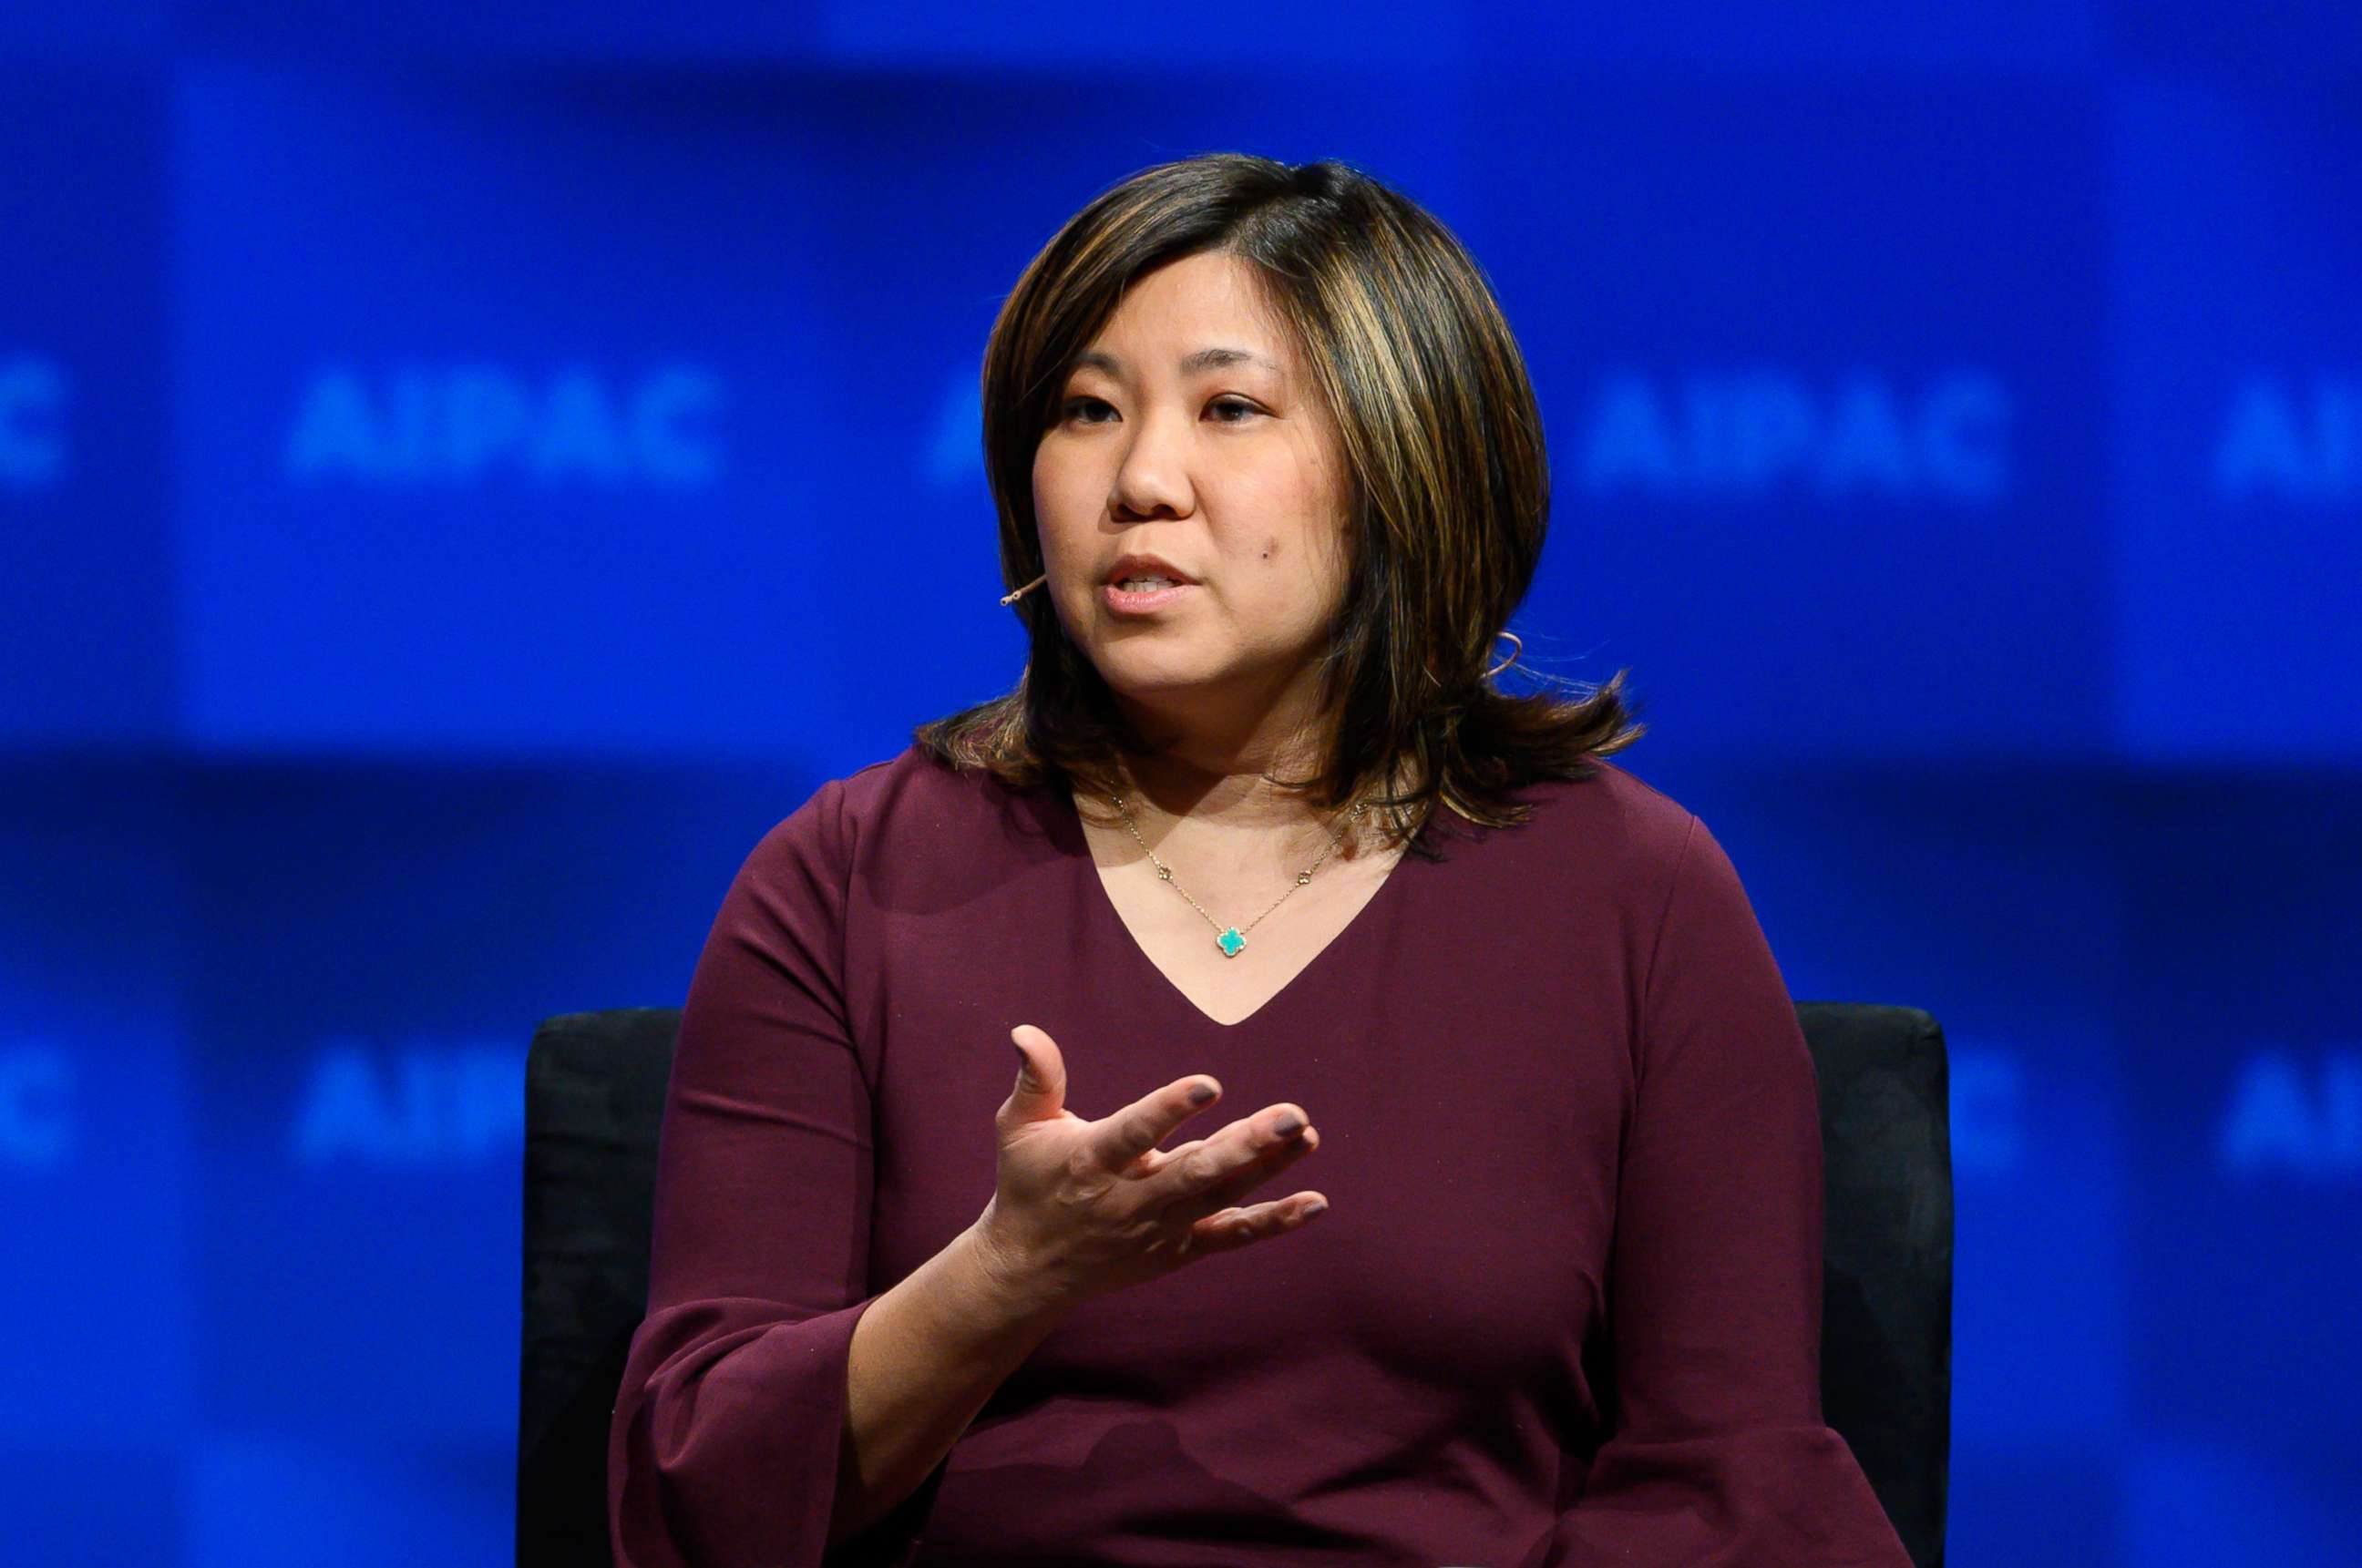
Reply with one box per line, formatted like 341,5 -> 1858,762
971,1022 -> 1329,1312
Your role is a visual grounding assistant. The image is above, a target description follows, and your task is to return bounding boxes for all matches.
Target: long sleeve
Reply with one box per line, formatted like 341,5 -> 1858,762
607,776 -> 950,1567
1519,815 -> 1914,1567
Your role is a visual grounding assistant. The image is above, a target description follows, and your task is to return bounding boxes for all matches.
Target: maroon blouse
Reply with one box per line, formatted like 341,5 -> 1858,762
607,741 -> 1913,1566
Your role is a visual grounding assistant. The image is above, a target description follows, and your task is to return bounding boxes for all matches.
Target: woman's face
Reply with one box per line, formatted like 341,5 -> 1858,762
1032,250 -> 1351,743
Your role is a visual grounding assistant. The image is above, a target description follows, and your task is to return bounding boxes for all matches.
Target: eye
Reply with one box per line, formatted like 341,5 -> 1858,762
1058,395 -> 1264,425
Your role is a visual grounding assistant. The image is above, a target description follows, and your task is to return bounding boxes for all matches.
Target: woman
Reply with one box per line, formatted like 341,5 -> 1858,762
608,154 -> 1911,1566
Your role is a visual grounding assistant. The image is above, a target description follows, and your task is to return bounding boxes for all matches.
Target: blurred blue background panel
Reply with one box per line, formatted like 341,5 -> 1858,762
0,765 -> 197,1441
0,0 -> 163,50
2112,0 -> 2362,79
815,0 -> 1475,70
816,0 -> 2100,71
1457,78 -> 2109,767
2110,74 -> 2362,765
2121,1432 -> 2359,1568
0,1447 -> 182,1566
0,61 -> 174,746
172,58 -> 840,760
176,755 -> 834,1450
158,0 -> 2110,71
178,0 -> 823,63
2113,777 -> 2362,1462
165,0 -> 2103,73
185,1433 -> 509,1568
174,58 -> 1487,766
0,764 -> 196,1543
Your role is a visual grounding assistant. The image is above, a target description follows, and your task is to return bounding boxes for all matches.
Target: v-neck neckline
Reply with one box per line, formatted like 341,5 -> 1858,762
1050,782 -> 1426,1031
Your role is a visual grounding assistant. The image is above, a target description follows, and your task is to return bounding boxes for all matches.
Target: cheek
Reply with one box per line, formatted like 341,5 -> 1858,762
1032,445 -> 1087,517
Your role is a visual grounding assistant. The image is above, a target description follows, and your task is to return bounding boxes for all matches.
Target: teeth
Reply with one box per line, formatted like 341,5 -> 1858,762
1116,578 -> 1177,590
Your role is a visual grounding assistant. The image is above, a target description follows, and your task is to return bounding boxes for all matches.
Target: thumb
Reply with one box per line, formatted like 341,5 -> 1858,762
1006,1024 -> 1065,1116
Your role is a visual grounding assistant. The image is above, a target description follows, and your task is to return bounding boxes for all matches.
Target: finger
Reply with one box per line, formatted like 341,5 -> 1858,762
1173,1124 -> 1320,1219
1145,1110 -> 1314,1216
1085,1072 -> 1227,1173
1001,1025 -> 1066,1124
1192,1191 -> 1330,1251
1134,1135 -> 1208,1178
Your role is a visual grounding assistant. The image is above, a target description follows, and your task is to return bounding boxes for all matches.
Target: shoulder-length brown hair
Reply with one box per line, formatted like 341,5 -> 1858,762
912,152 -> 1645,860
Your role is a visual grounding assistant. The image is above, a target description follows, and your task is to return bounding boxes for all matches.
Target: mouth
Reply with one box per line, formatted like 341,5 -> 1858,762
1103,579 -> 1194,614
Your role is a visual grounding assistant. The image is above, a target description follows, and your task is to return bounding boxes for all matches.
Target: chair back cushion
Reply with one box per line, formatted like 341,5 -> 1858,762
1798,1000 -> 1954,1568
519,1008 -> 681,1567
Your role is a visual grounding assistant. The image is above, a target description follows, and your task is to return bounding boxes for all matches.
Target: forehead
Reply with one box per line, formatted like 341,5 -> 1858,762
1070,251 -> 1293,376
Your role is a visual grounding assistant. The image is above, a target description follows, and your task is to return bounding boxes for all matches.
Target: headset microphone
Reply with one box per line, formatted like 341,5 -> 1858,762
1000,572 -> 1048,606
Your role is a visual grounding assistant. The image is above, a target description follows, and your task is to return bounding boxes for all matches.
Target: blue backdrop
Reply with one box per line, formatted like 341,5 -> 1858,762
4,3 -> 2357,1563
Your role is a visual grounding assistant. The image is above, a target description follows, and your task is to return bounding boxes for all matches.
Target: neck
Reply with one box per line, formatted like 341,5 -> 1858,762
1104,728 -> 1414,868
1093,670 -> 1414,853
1123,742 -> 1320,821
1107,689 -> 1335,835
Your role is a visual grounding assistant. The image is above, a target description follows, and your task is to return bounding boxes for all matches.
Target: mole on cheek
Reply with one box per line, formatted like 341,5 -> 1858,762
1261,537 -> 1279,562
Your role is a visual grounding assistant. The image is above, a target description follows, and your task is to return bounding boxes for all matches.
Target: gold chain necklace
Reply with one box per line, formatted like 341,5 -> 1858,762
1107,776 -> 1369,959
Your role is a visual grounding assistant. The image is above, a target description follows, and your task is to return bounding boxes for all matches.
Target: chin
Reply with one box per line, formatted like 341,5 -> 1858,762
1094,652 -> 1217,700
1101,670 -> 1209,701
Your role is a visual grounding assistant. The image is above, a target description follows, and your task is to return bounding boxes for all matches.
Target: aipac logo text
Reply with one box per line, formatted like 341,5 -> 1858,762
0,354 -> 67,487
0,1039 -> 73,1166
285,364 -> 722,487
2219,1048 -> 2362,1180
290,1036 -> 524,1167
1577,369 -> 2009,503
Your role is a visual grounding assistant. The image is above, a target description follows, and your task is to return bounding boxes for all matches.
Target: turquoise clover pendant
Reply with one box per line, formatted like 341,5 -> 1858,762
1217,927 -> 1247,958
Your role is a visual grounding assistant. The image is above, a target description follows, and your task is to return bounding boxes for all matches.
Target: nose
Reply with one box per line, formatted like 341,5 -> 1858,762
1109,405 -> 1195,522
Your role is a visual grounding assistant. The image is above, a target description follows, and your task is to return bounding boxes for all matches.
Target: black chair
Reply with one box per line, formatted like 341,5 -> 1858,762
1797,1001 -> 1954,1568
519,1002 -> 1952,1567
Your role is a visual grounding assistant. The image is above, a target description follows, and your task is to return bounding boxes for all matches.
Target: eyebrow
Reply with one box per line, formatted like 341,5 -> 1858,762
1069,346 -> 1280,377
